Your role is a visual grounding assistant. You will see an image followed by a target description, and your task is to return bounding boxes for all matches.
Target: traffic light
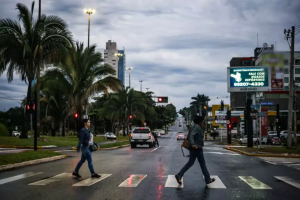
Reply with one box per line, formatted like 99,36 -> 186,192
26,101 -> 35,114
157,97 -> 168,103
129,115 -> 132,119
74,113 -> 78,119
203,106 -> 207,109
228,123 -> 232,130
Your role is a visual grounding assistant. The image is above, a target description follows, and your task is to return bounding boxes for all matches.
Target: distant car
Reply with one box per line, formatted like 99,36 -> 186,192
177,132 -> 185,140
268,131 -> 278,137
130,127 -> 156,148
263,136 -> 281,145
239,135 -> 259,145
279,130 -> 300,139
104,132 -> 116,140
153,131 -> 161,137
12,131 -> 20,137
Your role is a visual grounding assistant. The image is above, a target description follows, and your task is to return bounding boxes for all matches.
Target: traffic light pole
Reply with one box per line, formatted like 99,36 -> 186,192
276,104 -> 280,137
34,91 -> 37,151
246,99 -> 253,147
227,110 -> 231,144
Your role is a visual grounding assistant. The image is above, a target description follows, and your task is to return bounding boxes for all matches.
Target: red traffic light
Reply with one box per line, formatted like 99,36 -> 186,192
74,113 -> 78,118
158,97 -> 162,102
129,115 -> 132,119
27,104 -> 30,110
228,123 -> 232,130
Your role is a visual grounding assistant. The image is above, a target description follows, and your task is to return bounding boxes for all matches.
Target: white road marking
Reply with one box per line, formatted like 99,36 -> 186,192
265,161 -> 277,165
205,176 -> 226,188
72,174 -> 111,186
275,176 -> 300,189
168,132 -> 177,142
29,173 -> 69,185
118,174 -> 147,187
239,176 -> 272,189
151,146 -> 161,152
205,152 -> 240,156
165,175 -> 183,188
0,172 -> 43,185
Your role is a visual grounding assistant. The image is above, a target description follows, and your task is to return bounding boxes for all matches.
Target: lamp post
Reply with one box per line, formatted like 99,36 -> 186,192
115,53 -> 123,81
146,88 -> 149,92
126,67 -> 133,88
84,9 -> 95,48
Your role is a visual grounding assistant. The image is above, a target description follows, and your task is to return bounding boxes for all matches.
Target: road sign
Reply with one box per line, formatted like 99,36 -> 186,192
260,102 -> 274,106
250,112 -> 257,119
207,117 -> 215,121
258,112 -> 267,117
226,120 -> 230,124
215,120 -> 227,124
250,104 -> 260,109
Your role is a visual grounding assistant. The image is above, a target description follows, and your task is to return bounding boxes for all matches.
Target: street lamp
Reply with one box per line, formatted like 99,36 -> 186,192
126,67 -> 133,88
139,80 -> 143,92
115,53 -> 123,81
84,8 -> 95,48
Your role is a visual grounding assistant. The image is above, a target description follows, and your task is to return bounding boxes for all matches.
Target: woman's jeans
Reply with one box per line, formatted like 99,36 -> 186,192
74,147 -> 95,175
177,148 -> 211,184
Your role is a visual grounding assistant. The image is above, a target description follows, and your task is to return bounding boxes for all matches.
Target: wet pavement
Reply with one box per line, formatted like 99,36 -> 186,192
0,119 -> 300,200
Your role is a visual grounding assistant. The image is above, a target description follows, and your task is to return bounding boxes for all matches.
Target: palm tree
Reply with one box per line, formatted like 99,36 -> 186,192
0,2 -> 73,138
190,93 -> 210,116
42,42 -> 122,134
103,87 -> 148,136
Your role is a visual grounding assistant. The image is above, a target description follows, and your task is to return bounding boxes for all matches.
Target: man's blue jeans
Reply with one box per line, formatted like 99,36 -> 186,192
74,147 -> 95,175
177,148 -> 211,184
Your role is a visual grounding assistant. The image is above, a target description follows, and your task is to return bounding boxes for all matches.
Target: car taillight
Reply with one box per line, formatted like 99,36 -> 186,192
148,134 -> 151,139
272,139 -> 274,141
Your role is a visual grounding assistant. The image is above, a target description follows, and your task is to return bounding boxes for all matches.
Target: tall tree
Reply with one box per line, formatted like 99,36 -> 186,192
41,42 -> 121,133
0,2 -> 73,138
190,93 -> 210,116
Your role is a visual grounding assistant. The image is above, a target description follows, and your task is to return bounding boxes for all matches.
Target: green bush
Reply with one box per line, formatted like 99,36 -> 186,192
0,123 -> 10,136
210,131 -> 219,139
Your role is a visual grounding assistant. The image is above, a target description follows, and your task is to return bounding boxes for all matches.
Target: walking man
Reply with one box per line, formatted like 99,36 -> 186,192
175,116 -> 215,186
152,131 -> 159,147
72,119 -> 101,178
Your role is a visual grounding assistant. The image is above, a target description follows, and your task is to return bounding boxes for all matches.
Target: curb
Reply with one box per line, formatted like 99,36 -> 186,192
0,155 -> 67,171
225,147 -> 300,158
0,145 -> 57,149
100,144 -> 130,150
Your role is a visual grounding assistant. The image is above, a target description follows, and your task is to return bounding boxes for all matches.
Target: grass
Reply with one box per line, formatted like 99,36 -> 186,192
0,135 -> 130,147
100,141 -> 130,148
0,150 -> 62,166
230,146 -> 300,154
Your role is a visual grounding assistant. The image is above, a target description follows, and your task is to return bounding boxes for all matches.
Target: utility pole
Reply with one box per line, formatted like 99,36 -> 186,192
284,26 -> 295,148
139,80 -> 143,92
146,88 -> 149,92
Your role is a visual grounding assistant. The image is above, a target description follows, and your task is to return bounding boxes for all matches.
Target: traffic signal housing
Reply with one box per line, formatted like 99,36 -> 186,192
129,115 -> 132,119
26,101 -> 35,114
74,113 -> 78,119
157,97 -> 168,103
228,123 -> 232,130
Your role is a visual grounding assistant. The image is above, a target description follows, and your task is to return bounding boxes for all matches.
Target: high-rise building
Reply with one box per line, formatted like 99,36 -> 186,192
118,48 -> 126,85
103,40 -> 126,85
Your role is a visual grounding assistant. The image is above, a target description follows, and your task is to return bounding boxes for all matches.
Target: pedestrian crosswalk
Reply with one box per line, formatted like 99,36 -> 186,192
260,157 -> 300,171
0,172 -> 300,190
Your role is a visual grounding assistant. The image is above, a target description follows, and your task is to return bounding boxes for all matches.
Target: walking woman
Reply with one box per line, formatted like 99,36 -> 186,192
175,116 -> 215,186
72,119 -> 101,178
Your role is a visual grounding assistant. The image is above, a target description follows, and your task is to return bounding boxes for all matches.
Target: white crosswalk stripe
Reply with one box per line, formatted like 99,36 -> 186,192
118,174 -> 147,187
206,176 -> 226,188
0,172 -> 43,185
275,176 -> 300,189
260,157 -> 300,171
29,173 -> 69,185
73,174 -> 111,187
165,175 -> 183,188
239,176 -> 272,189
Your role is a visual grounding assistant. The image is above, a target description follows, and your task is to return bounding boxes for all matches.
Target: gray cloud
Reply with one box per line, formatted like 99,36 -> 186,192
0,0 -> 299,111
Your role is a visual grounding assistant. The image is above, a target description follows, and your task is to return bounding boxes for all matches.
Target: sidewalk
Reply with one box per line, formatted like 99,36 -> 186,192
226,146 -> 300,158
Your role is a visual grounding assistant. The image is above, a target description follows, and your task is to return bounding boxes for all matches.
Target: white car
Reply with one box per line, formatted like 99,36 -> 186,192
12,131 -> 20,137
160,130 -> 166,135
239,135 -> 259,145
130,127 -> 156,148
279,130 -> 300,139
104,132 -> 116,140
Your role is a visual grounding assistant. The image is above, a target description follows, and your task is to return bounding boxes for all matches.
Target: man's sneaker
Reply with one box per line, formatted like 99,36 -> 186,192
91,173 -> 101,178
72,172 -> 81,178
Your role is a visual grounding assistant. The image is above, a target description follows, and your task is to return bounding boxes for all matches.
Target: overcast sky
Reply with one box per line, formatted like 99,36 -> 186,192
0,0 -> 299,111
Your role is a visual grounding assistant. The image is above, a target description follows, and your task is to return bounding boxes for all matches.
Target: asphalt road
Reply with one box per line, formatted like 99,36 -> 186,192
0,118 -> 300,200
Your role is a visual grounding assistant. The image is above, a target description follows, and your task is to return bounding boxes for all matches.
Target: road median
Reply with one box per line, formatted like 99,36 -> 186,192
226,146 -> 300,158
0,150 -> 66,171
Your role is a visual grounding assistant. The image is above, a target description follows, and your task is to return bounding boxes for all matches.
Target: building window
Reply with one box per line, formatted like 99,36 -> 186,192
295,59 -> 300,65
284,68 -> 289,74
284,59 -> 289,65
295,77 -> 300,83
296,86 -> 300,91
264,93 -> 289,98
113,63 -> 116,65
284,77 -> 289,83
112,60 -> 116,61
284,86 -> 289,91
295,68 -> 300,74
